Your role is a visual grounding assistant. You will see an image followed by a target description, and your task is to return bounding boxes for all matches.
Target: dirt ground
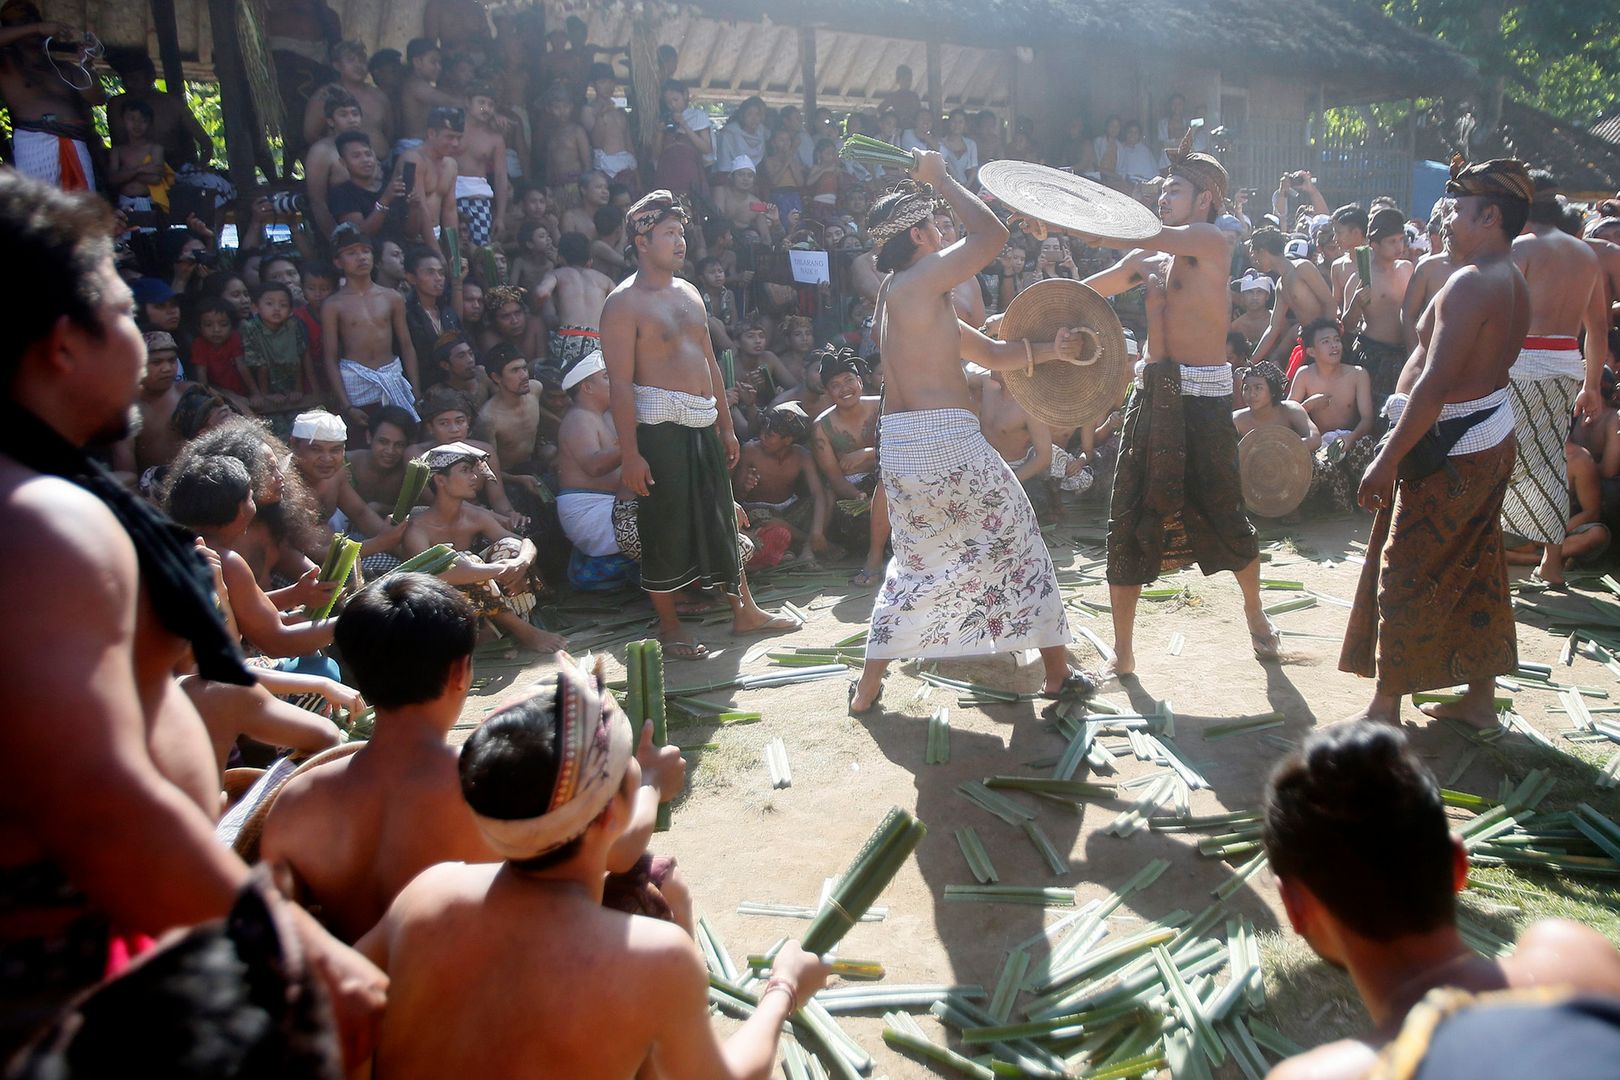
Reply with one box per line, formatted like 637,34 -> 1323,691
455,510 -> 1616,1078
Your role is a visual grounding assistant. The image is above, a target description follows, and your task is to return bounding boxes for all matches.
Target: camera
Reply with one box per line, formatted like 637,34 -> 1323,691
267,190 -> 309,216
1287,171 -> 1310,185
191,249 -> 217,267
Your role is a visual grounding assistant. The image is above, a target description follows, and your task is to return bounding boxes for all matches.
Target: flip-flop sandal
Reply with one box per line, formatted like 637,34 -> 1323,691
1528,571 -> 1569,592
848,680 -> 884,717
850,568 -> 881,587
1038,669 -> 1098,702
661,639 -> 709,660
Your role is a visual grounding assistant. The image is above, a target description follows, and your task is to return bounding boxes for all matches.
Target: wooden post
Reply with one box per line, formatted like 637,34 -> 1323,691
205,0 -> 259,195
148,0 -> 185,96
799,25 -> 817,119
926,38 -> 942,118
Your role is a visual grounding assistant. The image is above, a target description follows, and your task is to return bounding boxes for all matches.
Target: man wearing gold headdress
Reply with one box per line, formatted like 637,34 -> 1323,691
1340,157 -> 1532,728
1071,129 -> 1271,677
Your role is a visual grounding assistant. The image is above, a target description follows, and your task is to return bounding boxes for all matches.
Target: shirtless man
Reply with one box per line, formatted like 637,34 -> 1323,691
1263,722 -> 1620,1080
422,0 -> 490,58
583,63 -> 636,186
1246,225 -> 1332,371
479,284 -> 546,367
411,385 -> 525,530
475,346 -> 554,498
542,90 -> 592,191
0,6 -> 102,190
1229,272 -> 1275,356
604,190 -> 798,657
107,50 -> 212,170
1329,204 -> 1369,310
0,173 -> 383,1062
712,162 -> 778,240
1079,133 -> 1273,677
289,409 -> 410,560
454,87 -> 508,247
302,41 -> 393,164
562,169 -> 611,240
555,352 -> 628,563
126,332 -> 197,474
1234,360 -> 1319,447
396,39 -> 462,158
399,442 -> 563,651
263,579 -> 636,949
978,370 -> 1058,523
733,404 -> 832,562
936,207 -> 986,325
392,104 -> 462,263
1501,171 -> 1610,586
1342,157 -> 1532,727
1400,207 -> 1456,353
1341,206 -> 1416,412
536,232 -> 614,370
304,90 -> 364,242
322,224 -> 421,436
1288,319 -> 1374,511
433,333 -> 491,411
848,155 -> 1088,712
357,657 -> 822,1080
1586,216 -> 1620,330
347,405 -> 416,513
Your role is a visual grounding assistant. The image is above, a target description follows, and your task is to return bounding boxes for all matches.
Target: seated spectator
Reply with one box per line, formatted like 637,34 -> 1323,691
163,454 -> 337,671
303,90 -> 365,240
403,249 -> 464,376
431,333 -> 492,410
1505,441 -> 1612,571
534,233 -> 614,369
979,367 -> 1059,523
734,403 -> 832,563
475,345 -> 560,493
241,283 -> 319,433
1093,115 -> 1123,179
260,575 -> 608,943
347,406 -> 418,513
584,63 -> 638,188
939,108 -> 972,184
1262,722 -> 1620,1079
715,95 -> 768,174
1114,121 -> 1158,184
878,64 -> 921,130
288,409 -> 409,561
555,352 -> 637,590
1233,359 -> 1319,449
713,160 -> 778,241
398,442 -> 563,651
107,101 -> 169,224
974,110 -> 1004,161
1231,270 -> 1274,349
356,657 -> 825,1078
413,385 -> 526,531
134,276 -> 184,335
563,169 -> 612,240
509,220 -> 557,293
477,283 -> 546,361
1289,318 -> 1374,512
118,331 -> 201,478
322,226 -> 421,435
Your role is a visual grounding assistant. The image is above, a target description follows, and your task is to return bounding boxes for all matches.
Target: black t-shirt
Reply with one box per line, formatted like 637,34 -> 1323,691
328,180 -> 407,244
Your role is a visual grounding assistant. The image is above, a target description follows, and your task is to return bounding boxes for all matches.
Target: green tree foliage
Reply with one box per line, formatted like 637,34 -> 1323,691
1381,0 -> 1620,122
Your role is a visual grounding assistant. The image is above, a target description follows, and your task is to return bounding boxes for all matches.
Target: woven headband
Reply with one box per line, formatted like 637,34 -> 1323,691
1445,154 -> 1534,202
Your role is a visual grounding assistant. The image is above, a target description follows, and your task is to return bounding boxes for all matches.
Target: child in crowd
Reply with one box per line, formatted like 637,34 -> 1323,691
191,297 -> 250,402
241,282 -> 318,433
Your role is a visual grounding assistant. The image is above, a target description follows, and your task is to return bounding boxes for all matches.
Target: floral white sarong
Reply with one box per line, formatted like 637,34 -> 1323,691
867,409 -> 1070,660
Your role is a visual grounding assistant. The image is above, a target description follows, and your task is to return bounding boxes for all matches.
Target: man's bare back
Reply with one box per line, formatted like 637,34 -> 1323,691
1280,258 -> 1332,326
546,264 -> 613,328
260,735 -> 486,942
1514,226 -> 1603,338
557,408 -> 619,492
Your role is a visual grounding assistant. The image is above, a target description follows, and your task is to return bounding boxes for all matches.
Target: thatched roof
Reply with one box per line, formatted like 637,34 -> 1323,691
1414,100 -> 1620,198
693,0 -> 1474,102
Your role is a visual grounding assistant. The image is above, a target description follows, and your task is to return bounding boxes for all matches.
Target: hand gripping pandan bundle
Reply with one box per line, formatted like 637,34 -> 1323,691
801,806 -> 927,954
305,534 -> 361,620
624,639 -> 671,830
391,460 -> 431,524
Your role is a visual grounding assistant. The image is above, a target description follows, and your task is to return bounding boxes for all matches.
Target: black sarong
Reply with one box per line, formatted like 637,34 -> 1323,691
636,421 -> 742,595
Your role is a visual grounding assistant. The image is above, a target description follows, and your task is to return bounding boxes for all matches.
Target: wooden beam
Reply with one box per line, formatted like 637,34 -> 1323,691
926,39 -> 942,119
148,0 -> 185,94
800,26 -> 817,118
205,0 -> 258,195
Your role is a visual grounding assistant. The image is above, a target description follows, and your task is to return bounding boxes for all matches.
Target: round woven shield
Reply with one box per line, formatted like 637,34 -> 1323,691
997,279 -> 1130,430
979,160 -> 1163,243
1239,426 -> 1314,518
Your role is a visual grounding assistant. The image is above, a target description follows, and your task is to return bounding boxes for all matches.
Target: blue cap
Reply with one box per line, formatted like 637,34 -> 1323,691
1216,214 -> 1244,234
131,277 -> 177,305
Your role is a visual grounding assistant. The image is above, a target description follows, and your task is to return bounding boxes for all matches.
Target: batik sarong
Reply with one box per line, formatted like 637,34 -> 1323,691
1351,334 -> 1407,416
1106,361 -> 1259,586
459,537 -> 539,619
1308,432 -> 1378,512
1340,391 -> 1517,696
866,409 -> 1068,660
634,389 -> 741,595
1502,338 -> 1583,545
